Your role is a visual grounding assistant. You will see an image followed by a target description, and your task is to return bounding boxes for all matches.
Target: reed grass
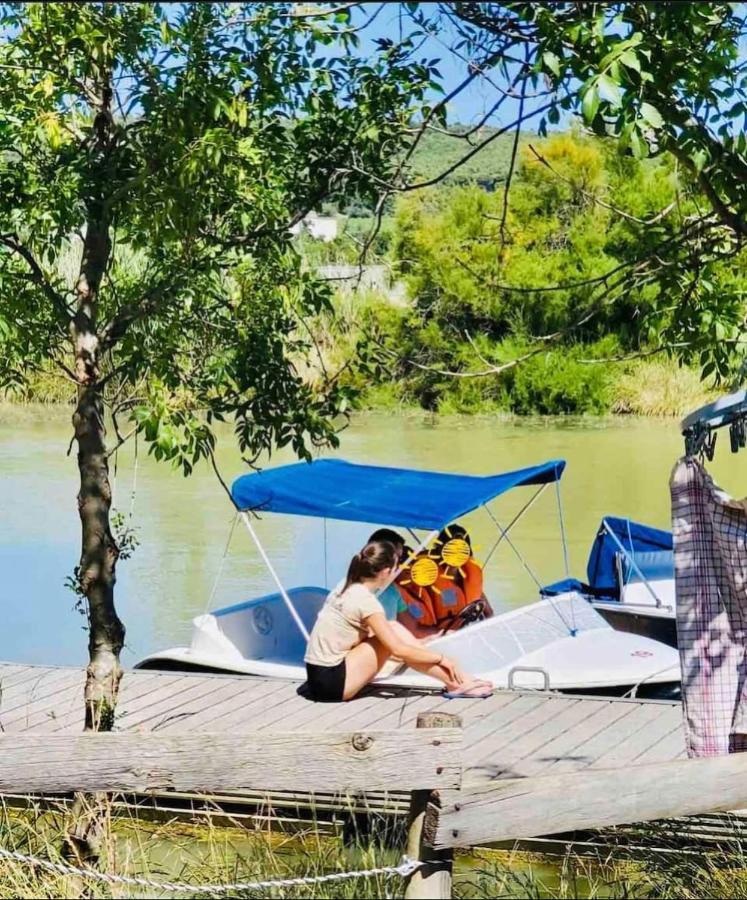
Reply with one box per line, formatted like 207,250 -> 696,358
612,359 -> 717,417
1,800 -> 747,899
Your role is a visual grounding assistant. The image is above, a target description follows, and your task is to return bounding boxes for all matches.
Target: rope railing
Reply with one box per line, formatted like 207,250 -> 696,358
0,845 -> 423,895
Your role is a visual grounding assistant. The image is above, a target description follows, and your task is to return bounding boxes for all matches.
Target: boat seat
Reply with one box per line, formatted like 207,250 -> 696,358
616,551 -> 676,610
203,586 -> 328,666
619,550 -> 674,584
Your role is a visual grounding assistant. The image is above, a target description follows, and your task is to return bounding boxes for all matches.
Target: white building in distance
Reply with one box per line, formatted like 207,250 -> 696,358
290,211 -> 339,242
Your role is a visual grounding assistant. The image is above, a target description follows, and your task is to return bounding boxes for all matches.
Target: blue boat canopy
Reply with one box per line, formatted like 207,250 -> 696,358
231,458 -> 566,530
585,516 -> 672,597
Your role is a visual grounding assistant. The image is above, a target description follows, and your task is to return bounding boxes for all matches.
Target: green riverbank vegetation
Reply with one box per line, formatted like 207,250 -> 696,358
2,130 -> 725,419
312,131 -> 735,418
4,801 -> 747,899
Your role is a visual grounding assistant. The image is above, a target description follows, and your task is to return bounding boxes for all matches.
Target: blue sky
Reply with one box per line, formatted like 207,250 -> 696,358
355,2 -> 543,131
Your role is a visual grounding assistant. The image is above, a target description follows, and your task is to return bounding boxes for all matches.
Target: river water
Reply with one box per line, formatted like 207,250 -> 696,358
2,404 -> 745,669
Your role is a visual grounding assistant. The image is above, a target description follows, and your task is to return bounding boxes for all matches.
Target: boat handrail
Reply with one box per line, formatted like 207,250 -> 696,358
508,666 -> 551,691
594,599 -> 674,612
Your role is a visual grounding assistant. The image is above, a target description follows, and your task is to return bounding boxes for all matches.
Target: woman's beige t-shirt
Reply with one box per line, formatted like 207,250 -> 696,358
304,581 -> 384,667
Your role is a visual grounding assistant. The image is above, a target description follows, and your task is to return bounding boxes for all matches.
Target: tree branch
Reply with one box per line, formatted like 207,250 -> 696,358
0,234 -> 71,323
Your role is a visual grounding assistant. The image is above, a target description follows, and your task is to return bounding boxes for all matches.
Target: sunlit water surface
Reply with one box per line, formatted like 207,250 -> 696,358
2,405 -> 745,667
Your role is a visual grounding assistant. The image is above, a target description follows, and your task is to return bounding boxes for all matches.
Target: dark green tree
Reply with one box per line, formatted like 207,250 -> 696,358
392,3 -> 747,381
0,2 -> 436,735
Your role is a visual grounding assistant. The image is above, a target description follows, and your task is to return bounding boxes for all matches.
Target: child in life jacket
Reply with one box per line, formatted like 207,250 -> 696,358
367,528 -> 412,620
397,523 -> 494,639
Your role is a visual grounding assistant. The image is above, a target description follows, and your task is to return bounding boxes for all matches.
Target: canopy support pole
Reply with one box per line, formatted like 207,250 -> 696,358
482,484 -> 548,569
484,503 -> 576,635
555,480 -> 571,579
483,505 -> 544,590
602,520 -> 662,608
239,512 -> 310,642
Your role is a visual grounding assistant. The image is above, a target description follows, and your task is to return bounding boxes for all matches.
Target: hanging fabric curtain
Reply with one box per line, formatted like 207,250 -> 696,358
671,456 -> 747,757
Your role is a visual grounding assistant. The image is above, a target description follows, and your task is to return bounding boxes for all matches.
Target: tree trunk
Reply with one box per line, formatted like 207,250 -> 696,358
74,381 -> 124,733
65,64 -> 122,866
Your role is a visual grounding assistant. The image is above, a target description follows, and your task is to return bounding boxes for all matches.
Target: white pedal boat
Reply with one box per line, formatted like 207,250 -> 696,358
137,458 -> 681,697
137,587 -> 680,695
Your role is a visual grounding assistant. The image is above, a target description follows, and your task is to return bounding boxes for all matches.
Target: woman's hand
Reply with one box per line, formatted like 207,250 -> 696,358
437,655 -> 465,685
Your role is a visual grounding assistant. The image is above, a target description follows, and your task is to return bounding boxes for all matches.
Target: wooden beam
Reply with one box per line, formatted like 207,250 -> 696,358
405,712 -> 460,900
0,729 -> 461,795
429,753 -> 747,849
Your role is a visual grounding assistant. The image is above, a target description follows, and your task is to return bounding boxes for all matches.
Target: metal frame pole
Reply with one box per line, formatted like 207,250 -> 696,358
483,504 -> 544,590
602,520 -> 662,608
482,484 -> 548,569
239,512 -> 310,641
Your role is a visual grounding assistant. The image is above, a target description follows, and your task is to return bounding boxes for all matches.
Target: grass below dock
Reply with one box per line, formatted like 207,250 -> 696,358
2,802 -> 747,898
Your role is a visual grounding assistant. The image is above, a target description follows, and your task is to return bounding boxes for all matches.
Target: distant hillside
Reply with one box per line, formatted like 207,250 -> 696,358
329,127 -> 525,217
408,127 -> 525,189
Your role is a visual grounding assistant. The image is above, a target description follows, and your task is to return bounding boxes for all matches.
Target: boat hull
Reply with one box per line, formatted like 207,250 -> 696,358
137,588 -> 681,695
593,602 -> 678,648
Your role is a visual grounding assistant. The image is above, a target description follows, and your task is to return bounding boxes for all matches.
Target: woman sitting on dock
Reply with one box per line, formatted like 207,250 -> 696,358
304,540 -> 492,702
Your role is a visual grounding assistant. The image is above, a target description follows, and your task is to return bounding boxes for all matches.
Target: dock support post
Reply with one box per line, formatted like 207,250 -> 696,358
404,711 -> 461,900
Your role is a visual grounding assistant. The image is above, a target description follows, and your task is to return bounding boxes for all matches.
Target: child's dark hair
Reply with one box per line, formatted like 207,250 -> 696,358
368,528 -> 404,547
438,522 -> 471,548
344,540 -> 397,593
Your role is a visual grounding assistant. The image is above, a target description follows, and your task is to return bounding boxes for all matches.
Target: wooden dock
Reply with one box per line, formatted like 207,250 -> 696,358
6,661 -> 747,899
0,661 -> 686,809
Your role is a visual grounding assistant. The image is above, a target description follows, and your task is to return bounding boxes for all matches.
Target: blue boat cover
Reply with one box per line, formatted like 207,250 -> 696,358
231,458 -> 565,529
541,577 -> 586,597
585,516 -> 672,597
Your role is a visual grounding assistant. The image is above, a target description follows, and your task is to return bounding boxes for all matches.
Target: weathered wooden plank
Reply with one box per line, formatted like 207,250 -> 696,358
117,672 -> 185,706
291,690 -> 426,733
541,700 -> 644,774
0,729 -> 461,794
45,672 -> 182,733
8,683 -> 83,732
0,671 -> 84,729
0,668 -> 80,717
228,683 -> 316,731
321,692 -> 448,733
470,699 -> 598,780
116,675 -> 227,730
430,752 -> 747,849
514,700 -> 641,778
591,704 -> 680,769
158,678 -> 284,733
460,695 -> 555,779
466,697 -> 581,766
632,720 -> 686,764
0,665 -> 40,690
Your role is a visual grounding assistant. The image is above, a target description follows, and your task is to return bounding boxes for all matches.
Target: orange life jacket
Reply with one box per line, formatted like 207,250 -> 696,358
397,559 -> 484,627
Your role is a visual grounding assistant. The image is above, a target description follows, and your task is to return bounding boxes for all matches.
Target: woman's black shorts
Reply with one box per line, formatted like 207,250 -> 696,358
305,660 -> 347,703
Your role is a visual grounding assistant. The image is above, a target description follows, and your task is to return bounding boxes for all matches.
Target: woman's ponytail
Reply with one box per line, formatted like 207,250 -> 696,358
343,541 -> 397,592
343,552 -> 364,593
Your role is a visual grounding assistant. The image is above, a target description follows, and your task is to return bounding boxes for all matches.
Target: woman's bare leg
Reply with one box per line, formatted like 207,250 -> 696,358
343,637 -> 390,700
342,624 -> 491,700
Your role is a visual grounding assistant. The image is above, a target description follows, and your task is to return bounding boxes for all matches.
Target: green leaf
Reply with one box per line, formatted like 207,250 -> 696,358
692,149 -> 708,172
542,51 -> 560,77
581,82 -> 600,122
629,127 -> 648,158
640,102 -> 663,128
596,74 -> 622,107
619,49 -> 640,72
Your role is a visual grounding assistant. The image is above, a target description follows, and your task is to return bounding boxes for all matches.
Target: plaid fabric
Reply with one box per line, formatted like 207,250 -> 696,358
671,457 -> 747,757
